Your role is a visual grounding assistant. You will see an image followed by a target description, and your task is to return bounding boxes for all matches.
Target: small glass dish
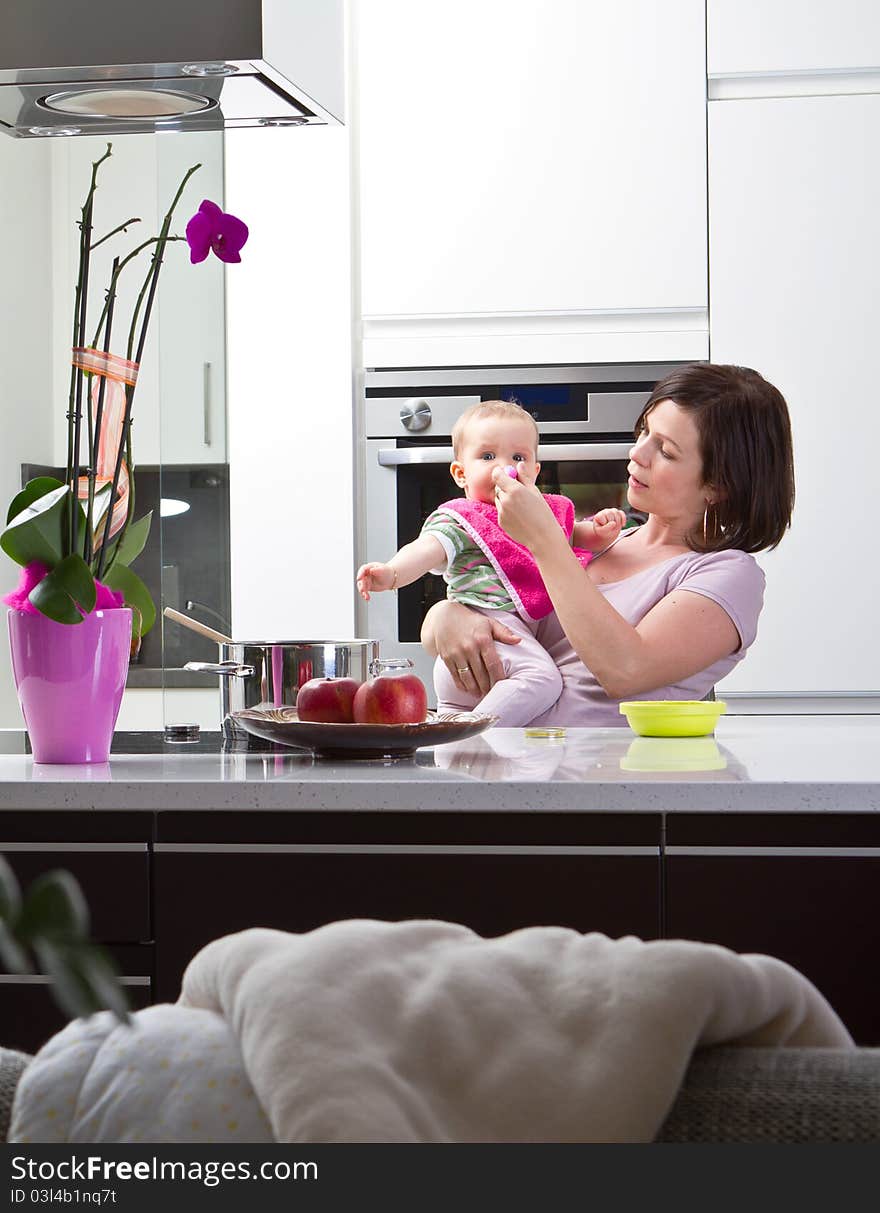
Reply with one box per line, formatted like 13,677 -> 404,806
618,699 -> 727,738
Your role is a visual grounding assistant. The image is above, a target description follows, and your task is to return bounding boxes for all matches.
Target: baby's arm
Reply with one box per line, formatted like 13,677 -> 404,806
356,533 -> 447,601
571,507 -> 628,552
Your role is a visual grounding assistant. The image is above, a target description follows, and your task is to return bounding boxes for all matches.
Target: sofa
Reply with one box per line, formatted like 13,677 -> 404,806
3,1042 -> 879,1144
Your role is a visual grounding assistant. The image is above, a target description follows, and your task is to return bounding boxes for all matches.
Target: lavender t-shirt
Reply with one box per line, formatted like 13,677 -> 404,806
527,540 -> 765,728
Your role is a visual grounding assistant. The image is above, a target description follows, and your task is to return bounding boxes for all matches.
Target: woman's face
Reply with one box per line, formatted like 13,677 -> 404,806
626,399 -> 712,526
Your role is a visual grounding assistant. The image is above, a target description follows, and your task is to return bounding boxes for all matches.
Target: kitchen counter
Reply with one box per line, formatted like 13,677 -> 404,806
0,715 -> 877,813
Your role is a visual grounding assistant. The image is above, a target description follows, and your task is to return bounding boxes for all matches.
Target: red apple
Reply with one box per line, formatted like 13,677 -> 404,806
296,677 -> 362,723
352,673 -> 428,725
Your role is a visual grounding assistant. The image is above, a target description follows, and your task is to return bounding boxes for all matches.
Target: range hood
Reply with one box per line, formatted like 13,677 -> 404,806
0,0 -> 343,138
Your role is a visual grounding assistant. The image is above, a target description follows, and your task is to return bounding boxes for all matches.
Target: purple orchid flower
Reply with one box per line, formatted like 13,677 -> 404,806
185,199 -> 249,264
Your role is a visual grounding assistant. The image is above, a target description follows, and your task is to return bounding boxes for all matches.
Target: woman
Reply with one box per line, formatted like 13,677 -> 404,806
421,363 -> 795,727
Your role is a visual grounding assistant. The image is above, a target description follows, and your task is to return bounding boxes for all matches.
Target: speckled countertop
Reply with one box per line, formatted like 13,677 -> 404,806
0,716 -> 877,813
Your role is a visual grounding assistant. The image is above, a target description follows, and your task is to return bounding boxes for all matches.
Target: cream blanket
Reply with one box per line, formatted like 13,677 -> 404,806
179,920 -> 853,1143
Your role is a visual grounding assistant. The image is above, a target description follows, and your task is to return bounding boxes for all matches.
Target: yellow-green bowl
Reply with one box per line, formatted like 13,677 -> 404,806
618,699 -> 727,738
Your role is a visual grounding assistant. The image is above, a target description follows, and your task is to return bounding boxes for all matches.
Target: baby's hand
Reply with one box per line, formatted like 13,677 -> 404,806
356,562 -> 396,601
590,508 -> 627,540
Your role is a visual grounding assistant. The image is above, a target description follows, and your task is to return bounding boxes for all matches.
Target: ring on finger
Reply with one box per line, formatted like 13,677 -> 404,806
456,666 -> 470,675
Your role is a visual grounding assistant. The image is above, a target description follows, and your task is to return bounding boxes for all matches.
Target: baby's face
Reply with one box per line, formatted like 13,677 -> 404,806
451,416 -> 540,504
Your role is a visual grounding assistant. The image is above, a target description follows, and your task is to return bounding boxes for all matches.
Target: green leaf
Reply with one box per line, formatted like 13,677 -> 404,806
35,939 -> 130,1024
0,854 -> 22,921
52,553 -> 96,611
0,484 -> 70,568
103,562 -> 155,636
0,921 -> 31,975
28,554 -> 97,624
27,578 -> 84,624
0,856 -> 30,976
74,946 -> 131,1023
92,533 -> 119,578
113,511 -> 152,568
33,939 -> 96,1019
16,869 -> 91,945
6,477 -> 65,526
89,484 -> 113,530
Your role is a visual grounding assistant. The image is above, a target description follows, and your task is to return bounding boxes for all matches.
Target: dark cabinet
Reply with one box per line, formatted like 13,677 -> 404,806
0,947 -> 154,1055
665,814 -> 880,1046
154,810 -> 662,1001
0,813 -> 154,1055
4,801 -> 877,1054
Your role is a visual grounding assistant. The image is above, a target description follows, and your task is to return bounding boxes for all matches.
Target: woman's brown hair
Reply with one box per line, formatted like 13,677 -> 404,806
635,363 -> 795,554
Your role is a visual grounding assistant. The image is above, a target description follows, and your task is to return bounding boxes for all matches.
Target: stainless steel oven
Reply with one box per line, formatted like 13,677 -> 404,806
359,363 -> 685,699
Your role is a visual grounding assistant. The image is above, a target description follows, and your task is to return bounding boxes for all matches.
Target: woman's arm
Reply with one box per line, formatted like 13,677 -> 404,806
421,600 -> 522,696
493,471 -> 739,700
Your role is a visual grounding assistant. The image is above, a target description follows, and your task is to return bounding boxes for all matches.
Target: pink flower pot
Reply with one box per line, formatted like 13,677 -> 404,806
8,608 -> 132,763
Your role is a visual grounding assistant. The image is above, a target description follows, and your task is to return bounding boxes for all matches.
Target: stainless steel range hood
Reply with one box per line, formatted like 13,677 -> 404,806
0,0 -> 343,138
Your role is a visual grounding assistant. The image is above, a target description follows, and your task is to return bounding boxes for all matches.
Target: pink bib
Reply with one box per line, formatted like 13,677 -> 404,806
437,495 -> 593,621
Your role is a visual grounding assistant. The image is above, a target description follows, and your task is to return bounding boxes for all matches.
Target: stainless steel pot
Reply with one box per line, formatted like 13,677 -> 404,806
185,639 -> 381,744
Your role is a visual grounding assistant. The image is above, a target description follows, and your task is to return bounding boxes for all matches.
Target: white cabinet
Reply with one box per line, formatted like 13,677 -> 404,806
709,0 -> 880,77
708,93 -> 880,700
354,0 -> 708,367
224,125 -> 356,641
157,132 -> 227,466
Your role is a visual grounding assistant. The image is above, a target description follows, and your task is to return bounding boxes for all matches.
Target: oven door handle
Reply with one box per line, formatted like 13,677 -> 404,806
378,442 -> 633,466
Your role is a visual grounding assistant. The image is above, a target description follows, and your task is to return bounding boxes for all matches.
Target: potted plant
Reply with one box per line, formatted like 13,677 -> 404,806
0,145 -> 247,764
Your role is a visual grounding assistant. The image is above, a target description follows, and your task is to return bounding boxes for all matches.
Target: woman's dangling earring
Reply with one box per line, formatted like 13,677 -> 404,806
703,503 -> 710,546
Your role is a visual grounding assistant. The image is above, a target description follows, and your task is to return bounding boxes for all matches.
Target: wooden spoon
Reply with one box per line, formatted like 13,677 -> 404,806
163,606 -> 233,645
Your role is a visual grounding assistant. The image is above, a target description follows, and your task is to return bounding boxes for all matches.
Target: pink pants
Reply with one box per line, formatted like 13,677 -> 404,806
433,607 -> 563,727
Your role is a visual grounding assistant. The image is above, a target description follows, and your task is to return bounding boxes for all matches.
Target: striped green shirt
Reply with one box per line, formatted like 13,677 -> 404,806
421,509 -> 517,612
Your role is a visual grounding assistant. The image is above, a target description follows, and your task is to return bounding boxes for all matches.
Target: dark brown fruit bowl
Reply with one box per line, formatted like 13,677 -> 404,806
231,707 -> 498,760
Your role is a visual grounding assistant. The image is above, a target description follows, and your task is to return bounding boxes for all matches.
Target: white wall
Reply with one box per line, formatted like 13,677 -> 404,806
0,139 -> 55,727
116,687 -> 221,731
225,124 -> 356,640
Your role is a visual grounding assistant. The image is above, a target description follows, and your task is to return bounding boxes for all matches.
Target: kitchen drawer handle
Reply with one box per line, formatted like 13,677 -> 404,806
379,442 -> 633,467
0,842 -> 147,852
155,843 -> 659,856
183,661 -> 255,677
666,846 -> 880,857
0,974 -> 150,986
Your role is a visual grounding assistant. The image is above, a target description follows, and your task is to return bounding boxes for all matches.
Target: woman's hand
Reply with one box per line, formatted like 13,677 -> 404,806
491,465 -> 561,553
421,600 -> 521,696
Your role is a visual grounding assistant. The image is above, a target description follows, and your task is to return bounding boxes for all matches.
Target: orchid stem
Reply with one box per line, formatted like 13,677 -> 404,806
70,194 -> 94,558
127,165 -> 200,363
85,261 -> 118,567
66,142 -> 112,557
90,217 -> 141,252
89,236 -> 184,349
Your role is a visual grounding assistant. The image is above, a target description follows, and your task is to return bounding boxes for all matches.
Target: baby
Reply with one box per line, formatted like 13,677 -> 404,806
356,400 -> 626,726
